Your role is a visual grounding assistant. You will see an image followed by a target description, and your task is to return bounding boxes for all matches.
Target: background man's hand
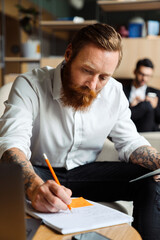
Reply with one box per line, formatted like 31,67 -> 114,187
130,96 -> 143,107
146,95 -> 158,109
31,180 -> 72,212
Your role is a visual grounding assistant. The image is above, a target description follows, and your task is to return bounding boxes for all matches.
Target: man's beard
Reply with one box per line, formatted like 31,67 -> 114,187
61,61 -> 98,111
135,77 -> 145,88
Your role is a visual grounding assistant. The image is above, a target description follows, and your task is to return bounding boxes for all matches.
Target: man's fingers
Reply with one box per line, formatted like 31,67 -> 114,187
146,96 -> 158,108
49,180 -> 72,206
62,185 -> 72,197
32,192 -> 59,212
31,180 -> 72,212
153,174 -> 160,182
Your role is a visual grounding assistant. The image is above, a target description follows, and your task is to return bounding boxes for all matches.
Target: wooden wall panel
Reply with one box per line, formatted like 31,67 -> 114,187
113,37 -> 160,89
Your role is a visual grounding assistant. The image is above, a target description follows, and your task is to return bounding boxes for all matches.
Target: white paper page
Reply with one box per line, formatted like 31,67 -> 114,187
129,168 -> 160,183
26,200 -> 133,234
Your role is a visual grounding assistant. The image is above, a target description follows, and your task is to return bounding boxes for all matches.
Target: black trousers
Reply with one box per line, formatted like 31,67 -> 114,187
34,162 -> 160,240
130,101 -> 159,132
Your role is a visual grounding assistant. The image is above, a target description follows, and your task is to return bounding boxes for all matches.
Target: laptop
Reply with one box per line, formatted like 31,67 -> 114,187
0,163 -> 41,240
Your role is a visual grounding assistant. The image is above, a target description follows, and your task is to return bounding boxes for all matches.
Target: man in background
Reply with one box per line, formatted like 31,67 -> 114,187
123,58 -> 160,132
0,24 -> 160,240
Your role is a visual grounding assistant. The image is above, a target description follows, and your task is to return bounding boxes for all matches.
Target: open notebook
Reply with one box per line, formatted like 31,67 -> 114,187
26,197 -> 133,234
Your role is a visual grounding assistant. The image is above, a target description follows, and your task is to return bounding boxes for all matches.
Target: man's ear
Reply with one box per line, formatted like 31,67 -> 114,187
65,44 -> 72,62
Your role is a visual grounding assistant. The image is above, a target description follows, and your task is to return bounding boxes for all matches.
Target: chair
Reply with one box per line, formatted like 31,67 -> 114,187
97,132 -> 160,215
0,82 -> 13,117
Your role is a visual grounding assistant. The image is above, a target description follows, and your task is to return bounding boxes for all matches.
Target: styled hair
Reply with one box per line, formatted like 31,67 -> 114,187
70,23 -> 123,68
136,58 -> 154,70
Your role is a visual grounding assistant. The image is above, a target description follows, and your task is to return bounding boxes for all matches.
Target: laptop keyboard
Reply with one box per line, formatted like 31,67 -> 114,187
26,218 -> 42,240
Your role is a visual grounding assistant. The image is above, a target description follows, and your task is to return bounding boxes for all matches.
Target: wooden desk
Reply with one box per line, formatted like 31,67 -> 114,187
33,223 -> 142,240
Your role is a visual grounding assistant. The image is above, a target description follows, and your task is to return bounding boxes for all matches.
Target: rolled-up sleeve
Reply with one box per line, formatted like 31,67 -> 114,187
109,85 -> 150,162
0,76 -> 39,159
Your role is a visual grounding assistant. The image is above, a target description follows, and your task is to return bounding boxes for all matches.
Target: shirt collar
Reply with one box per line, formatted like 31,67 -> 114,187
52,61 -> 64,100
131,84 -> 147,92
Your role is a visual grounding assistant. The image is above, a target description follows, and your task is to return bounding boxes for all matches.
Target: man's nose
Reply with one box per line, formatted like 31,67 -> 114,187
85,76 -> 98,90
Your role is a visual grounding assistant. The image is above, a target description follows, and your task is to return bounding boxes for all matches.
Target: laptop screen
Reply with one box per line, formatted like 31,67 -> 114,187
0,163 -> 26,240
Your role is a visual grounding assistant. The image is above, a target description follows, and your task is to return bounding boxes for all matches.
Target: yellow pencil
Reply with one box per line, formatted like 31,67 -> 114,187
43,153 -> 71,211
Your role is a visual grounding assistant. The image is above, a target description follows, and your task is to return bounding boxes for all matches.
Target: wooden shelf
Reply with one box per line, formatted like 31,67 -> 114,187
97,0 -> 160,11
5,57 -> 40,63
40,20 -> 98,30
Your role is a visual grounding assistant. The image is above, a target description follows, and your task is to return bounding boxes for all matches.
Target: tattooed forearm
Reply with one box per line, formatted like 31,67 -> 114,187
0,148 -> 43,197
130,145 -> 160,170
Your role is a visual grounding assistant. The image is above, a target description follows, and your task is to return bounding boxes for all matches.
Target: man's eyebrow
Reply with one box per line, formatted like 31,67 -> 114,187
82,62 -> 95,70
82,63 -> 111,76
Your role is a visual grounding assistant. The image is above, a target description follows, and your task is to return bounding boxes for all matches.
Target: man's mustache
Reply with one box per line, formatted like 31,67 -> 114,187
69,84 -> 97,98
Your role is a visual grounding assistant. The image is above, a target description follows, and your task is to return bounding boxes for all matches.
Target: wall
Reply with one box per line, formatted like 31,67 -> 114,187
113,38 -> 160,89
1,0 -> 160,88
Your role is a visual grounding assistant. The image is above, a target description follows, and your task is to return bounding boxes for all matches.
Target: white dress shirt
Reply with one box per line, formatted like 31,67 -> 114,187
0,62 -> 150,170
129,85 -> 147,103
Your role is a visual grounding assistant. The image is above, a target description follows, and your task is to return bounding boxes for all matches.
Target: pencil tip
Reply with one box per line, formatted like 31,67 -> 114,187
68,204 -> 72,211
43,153 -> 47,159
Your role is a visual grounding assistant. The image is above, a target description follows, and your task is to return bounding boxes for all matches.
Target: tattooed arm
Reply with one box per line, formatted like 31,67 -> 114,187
0,148 -> 72,212
129,145 -> 160,170
130,145 -> 160,182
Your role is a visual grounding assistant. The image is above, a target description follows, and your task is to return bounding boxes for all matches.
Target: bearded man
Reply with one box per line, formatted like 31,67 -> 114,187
0,24 -> 160,240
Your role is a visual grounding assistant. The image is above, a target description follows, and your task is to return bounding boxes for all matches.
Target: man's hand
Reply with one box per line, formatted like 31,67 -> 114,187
153,174 -> 160,182
130,96 -> 143,107
31,180 -> 72,212
0,147 -> 72,213
145,95 -> 158,109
